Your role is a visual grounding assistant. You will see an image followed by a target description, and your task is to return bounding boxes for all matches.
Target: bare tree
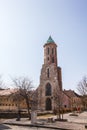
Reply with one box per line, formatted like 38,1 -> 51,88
0,75 -> 4,89
8,90 -> 24,121
53,88 -> 64,120
12,77 -> 34,119
77,76 -> 87,95
31,89 -> 38,111
11,90 -> 24,110
77,76 -> 87,110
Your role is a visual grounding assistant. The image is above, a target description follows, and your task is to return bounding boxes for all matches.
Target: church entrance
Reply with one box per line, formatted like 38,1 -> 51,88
46,98 -> 52,110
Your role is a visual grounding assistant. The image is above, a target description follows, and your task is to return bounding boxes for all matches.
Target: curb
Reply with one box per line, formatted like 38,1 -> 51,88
3,122 -> 73,130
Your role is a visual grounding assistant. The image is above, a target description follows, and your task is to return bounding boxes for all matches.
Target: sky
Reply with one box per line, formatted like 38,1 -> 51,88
0,0 -> 87,92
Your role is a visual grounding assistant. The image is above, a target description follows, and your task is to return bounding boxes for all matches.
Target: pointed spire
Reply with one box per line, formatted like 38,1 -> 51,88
47,36 -> 55,43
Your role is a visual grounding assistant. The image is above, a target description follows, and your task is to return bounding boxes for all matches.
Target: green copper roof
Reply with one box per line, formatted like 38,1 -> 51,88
47,36 -> 55,43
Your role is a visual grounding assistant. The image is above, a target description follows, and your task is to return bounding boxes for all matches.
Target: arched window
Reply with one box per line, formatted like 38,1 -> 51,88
45,83 -> 51,96
47,68 -> 49,78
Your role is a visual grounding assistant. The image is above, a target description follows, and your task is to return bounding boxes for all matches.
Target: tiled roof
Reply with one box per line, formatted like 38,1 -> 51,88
0,89 -> 17,96
63,90 -> 78,98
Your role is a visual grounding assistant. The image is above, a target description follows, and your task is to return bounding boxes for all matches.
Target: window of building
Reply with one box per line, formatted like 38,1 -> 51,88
45,83 -> 51,96
55,48 -> 56,54
47,57 -> 49,61
52,48 -> 54,54
52,57 -> 54,63
64,105 -> 67,108
47,68 -> 49,78
47,47 -> 49,54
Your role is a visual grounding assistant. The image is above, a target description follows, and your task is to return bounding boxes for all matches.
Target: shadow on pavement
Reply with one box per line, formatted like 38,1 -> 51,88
0,124 -> 12,130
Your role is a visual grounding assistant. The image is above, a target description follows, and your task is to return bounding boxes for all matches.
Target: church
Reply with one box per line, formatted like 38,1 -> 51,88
38,36 -> 63,111
0,36 -> 82,112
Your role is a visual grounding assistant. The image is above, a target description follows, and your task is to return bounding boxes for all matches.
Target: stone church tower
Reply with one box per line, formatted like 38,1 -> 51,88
38,36 -> 62,111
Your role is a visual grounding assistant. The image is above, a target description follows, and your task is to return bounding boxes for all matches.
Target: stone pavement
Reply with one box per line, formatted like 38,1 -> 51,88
1,111 -> 87,130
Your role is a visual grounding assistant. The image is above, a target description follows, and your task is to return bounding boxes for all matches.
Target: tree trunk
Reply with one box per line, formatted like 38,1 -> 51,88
58,109 -> 61,119
57,107 -> 61,119
26,98 -> 31,119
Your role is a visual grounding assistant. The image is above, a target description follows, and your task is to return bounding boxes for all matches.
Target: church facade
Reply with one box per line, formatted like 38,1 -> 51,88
38,36 -> 62,111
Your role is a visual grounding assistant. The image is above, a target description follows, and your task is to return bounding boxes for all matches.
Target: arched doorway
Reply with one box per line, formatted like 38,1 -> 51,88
46,98 -> 52,110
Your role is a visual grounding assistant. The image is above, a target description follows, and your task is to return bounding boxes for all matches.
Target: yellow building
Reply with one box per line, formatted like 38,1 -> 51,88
0,89 -> 27,111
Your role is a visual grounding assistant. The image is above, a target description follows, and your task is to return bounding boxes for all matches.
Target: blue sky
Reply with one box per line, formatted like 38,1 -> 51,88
0,0 -> 87,92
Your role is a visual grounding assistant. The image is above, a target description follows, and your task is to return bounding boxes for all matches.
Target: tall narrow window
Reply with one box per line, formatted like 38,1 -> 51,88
45,83 -> 51,96
52,57 -> 54,63
47,68 -> 49,78
47,47 -> 49,54
55,48 -> 56,55
52,48 -> 54,54
47,57 -> 49,61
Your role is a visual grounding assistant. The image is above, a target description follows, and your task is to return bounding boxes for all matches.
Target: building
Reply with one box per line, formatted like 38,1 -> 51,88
38,36 -> 62,111
63,89 -> 82,111
0,88 -> 27,111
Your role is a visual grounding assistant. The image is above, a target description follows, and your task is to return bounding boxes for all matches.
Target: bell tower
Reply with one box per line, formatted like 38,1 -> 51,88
38,36 -> 62,111
44,36 -> 57,66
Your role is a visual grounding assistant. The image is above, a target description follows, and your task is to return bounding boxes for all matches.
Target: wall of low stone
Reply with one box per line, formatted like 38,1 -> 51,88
0,112 -> 29,119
